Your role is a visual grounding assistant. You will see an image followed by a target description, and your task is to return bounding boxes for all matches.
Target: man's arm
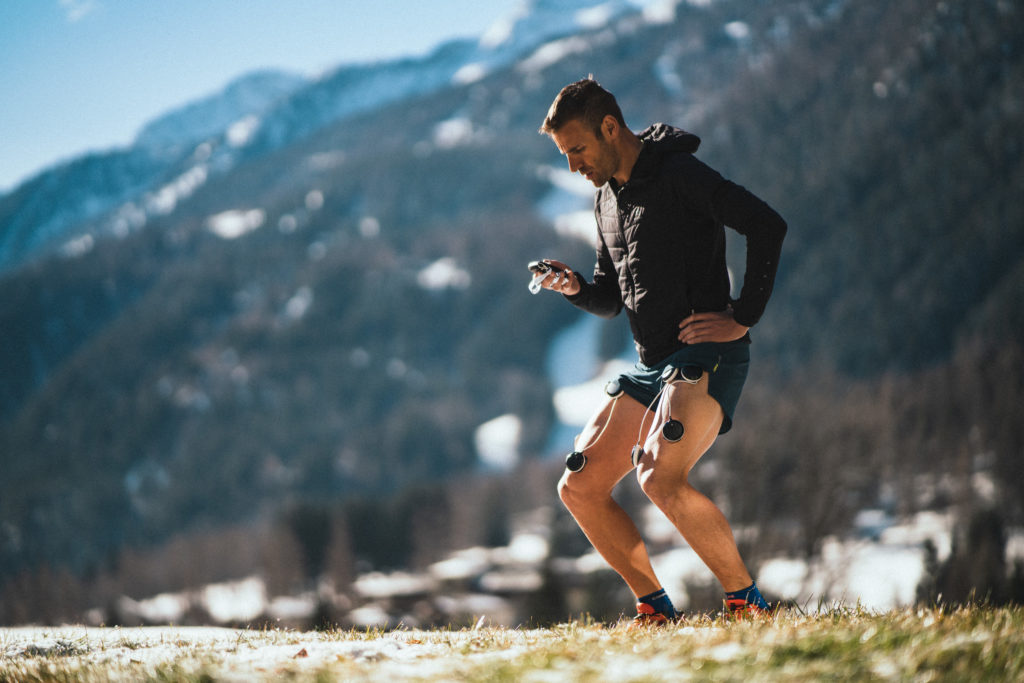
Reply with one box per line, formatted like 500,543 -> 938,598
674,154 -> 788,328
713,181 -> 787,328
563,224 -> 623,319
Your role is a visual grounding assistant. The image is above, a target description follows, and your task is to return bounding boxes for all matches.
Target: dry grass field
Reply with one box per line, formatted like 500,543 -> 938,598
2,605 -> 1023,681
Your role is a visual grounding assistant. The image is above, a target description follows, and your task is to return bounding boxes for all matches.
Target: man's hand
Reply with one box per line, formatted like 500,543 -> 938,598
537,259 -> 580,296
678,309 -> 748,344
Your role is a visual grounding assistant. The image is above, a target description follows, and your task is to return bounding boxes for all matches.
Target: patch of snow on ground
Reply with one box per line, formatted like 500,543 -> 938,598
480,569 -> 543,593
267,593 -> 318,622
353,572 -> 438,600
643,502 -> 680,545
1007,528 -> 1024,564
202,576 -> 266,623
505,533 -> 549,564
1,624 -> 547,679
119,591 -> 190,624
430,548 -> 492,581
552,358 -> 634,427
879,509 -> 953,561
474,413 -> 522,471
651,547 -> 717,609
759,511 -> 955,611
757,557 -> 809,601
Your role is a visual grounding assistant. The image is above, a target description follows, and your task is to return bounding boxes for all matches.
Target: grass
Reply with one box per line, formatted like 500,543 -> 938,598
2,605 -> 1023,682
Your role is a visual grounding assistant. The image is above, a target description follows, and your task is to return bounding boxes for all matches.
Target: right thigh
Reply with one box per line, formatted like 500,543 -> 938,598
558,392 -> 652,496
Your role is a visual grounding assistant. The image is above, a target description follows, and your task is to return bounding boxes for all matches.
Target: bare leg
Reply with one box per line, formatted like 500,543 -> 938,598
635,379 -> 753,592
557,394 -> 663,597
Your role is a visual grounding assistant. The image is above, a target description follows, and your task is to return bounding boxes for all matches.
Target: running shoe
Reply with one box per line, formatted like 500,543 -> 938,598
725,598 -> 775,620
629,601 -> 675,628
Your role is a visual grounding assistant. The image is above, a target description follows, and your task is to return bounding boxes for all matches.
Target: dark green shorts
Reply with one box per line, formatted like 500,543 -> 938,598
612,339 -> 750,434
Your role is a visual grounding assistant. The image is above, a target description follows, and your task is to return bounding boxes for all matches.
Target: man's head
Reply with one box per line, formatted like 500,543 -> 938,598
538,77 -> 626,138
540,78 -> 639,187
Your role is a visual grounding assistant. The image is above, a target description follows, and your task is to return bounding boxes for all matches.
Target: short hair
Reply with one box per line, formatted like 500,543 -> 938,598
539,77 -> 626,137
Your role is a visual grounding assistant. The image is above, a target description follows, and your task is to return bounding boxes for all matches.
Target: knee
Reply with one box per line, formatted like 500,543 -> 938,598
557,472 -> 581,510
637,459 -> 688,507
557,469 -> 601,513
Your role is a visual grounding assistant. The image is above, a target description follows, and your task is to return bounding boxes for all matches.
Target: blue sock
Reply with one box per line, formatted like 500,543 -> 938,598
637,588 -> 676,618
725,582 -> 769,610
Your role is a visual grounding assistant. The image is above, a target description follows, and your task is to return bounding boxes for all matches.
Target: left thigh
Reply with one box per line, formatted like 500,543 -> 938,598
639,373 -> 724,478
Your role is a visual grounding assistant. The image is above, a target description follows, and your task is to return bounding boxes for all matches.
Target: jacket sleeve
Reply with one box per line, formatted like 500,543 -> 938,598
564,198 -> 623,319
678,155 -> 787,328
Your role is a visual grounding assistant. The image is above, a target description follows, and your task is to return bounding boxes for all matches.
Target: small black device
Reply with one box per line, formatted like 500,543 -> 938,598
565,450 -> 587,472
680,365 -> 703,383
662,419 -> 684,442
631,445 -> 644,468
528,260 -> 562,275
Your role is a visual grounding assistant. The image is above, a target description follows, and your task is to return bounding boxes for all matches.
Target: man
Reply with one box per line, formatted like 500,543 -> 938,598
533,78 -> 786,624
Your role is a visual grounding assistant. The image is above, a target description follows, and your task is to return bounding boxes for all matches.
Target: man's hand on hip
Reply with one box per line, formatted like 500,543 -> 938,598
678,309 -> 749,344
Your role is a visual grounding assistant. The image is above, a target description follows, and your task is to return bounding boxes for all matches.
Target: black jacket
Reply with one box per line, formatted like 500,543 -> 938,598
566,124 -> 787,365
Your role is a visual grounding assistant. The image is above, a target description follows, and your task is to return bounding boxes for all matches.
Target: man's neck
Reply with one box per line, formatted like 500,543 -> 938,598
613,133 -> 644,186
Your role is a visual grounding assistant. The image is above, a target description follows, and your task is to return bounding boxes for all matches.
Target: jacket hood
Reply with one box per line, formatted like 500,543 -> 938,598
638,123 -> 701,153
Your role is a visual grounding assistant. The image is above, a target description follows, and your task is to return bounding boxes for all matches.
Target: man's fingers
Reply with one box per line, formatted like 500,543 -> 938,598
679,312 -> 715,328
548,269 -> 573,288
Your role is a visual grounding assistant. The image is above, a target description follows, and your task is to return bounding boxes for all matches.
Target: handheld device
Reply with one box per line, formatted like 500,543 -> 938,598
528,260 -> 562,275
527,260 -> 565,294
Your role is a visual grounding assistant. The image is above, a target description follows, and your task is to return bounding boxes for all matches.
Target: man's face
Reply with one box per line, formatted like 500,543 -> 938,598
550,118 -> 619,187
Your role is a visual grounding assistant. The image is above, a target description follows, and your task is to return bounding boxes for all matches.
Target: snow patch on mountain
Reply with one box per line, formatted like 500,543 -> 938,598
226,116 -> 261,148
135,70 -> 306,154
463,0 -> 641,83
535,165 -> 598,243
145,164 -> 208,216
206,209 -> 265,240
417,257 -> 472,291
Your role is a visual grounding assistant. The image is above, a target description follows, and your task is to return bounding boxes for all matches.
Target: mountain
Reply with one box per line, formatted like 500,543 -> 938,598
1,0 -> 1022,607
134,70 -> 309,155
0,0 -> 642,275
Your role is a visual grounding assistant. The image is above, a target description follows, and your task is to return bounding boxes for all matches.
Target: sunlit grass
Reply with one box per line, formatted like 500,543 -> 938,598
2,605 -> 1023,682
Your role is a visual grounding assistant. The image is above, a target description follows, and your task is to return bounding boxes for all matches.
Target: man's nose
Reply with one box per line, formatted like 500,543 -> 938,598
567,155 -> 581,173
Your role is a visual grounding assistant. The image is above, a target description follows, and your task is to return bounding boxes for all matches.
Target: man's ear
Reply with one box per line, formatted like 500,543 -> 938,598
601,114 -> 618,140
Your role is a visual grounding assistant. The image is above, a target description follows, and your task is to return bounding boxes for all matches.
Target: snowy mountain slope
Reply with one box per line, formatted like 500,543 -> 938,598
0,0 -> 643,274
135,70 -> 308,155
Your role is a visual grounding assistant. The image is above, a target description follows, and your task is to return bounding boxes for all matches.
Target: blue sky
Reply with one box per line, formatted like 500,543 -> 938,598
0,0 -> 520,192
